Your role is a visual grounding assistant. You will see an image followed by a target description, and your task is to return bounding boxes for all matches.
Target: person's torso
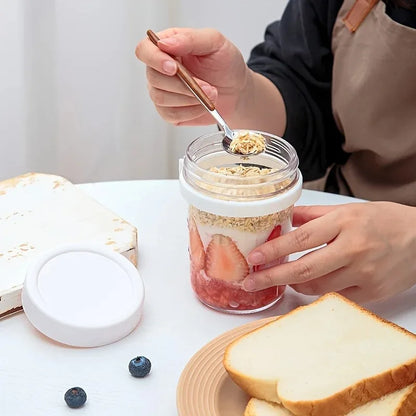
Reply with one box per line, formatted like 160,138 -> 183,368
331,0 -> 416,204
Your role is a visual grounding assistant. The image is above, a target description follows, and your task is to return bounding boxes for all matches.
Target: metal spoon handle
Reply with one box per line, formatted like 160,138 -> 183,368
146,29 -> 215,112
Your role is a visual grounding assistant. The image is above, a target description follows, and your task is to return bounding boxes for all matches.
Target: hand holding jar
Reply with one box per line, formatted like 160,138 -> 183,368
243,202 -> 416,304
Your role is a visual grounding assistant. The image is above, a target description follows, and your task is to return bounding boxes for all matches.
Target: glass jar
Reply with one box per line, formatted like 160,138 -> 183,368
179,130 -> 302,314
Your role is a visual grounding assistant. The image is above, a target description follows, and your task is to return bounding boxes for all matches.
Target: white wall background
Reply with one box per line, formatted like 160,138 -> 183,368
0,0 -> 288,184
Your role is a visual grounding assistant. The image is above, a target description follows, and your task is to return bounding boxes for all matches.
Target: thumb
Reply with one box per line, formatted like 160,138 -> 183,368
156,28 -> 226,57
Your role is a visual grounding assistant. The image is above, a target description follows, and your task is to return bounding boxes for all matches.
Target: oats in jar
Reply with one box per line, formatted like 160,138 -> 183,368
200,164 -> 292,200
189,205 -> 292,232
229,131 -> 266,155
209,165 -> 275,177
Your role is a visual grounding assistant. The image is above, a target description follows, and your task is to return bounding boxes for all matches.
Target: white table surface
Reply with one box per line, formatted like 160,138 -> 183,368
1,180 -> 415,416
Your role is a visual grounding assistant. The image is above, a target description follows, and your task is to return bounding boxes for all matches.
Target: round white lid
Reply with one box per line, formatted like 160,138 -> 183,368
21,243 -> 144,348
179,163 -> 303,217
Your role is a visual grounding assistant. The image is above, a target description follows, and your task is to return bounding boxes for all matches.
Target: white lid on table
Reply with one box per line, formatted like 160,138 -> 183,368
22,243 -> 144,348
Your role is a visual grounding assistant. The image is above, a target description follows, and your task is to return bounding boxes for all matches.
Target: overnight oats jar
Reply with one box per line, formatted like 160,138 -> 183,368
179,130 -> 302,314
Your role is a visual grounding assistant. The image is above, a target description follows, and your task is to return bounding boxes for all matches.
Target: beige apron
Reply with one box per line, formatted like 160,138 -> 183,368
331,0 -> 416,205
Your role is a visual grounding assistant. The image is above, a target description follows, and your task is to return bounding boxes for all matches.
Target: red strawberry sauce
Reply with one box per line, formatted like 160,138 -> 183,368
190,269 -> 285,312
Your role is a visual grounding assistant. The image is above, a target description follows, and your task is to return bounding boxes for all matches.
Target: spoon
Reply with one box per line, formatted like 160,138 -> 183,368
146,29 -> 240,154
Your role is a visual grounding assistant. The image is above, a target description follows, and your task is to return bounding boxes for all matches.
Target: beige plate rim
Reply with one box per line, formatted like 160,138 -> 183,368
176,316 -> 278,416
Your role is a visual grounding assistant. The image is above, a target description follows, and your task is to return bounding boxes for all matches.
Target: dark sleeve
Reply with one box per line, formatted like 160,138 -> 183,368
247,0 -> 347,181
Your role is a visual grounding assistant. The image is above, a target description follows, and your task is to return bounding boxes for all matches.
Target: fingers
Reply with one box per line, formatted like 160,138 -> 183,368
146,63 -> 218,125
337,283 -> 397,304
175,113 -> 220,126
243,241 -> 348,291
149,87 -> 201,107
156,28 -> 226,57
155,103 -> 212,125
248,213 -> 341,266
336,286 -> 367,304
136,27 -> 243,126
294,279 -> 388,305
147,73 -> 218,124
289,268 -> 352,295
291,277 -> 366,304
136,28 -> 225,74
147,67 -> 217,101
136,36 -> 178,76
241,202 -> 416,305
292,205 -> 339,227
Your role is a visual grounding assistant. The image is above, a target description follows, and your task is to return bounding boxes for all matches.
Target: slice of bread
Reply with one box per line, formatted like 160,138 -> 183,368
244,398 -> 292,416
224,292 -> 416,416
245,383 -> 416,416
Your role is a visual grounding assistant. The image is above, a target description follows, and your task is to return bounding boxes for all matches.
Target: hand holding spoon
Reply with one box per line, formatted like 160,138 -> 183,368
146,30 -> 288,158
147,29 -> 243,155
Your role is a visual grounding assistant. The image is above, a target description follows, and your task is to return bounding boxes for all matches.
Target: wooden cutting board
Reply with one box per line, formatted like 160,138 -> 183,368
0,172 -> 138,318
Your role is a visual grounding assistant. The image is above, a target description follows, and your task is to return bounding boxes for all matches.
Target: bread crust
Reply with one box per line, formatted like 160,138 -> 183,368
396,383 -> 416,416
245,398 -> 290,416
223,293 -> 416,416
244,384 -> 416,416
283,363 -> 416,416
244,398 -> 256,416
229,361 -> 416,416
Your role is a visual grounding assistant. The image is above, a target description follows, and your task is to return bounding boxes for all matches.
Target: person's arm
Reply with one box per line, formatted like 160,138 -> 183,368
135,0 -> 345,179
247,0 -> 345,181
228,70 -> 287,136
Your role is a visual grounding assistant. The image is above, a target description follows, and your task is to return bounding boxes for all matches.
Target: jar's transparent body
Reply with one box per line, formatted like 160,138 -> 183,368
180,131 -> 302,314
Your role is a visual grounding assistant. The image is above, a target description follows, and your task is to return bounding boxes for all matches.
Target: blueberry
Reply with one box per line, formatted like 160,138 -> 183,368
129,356 -> 151,378
64,387 -> 87,409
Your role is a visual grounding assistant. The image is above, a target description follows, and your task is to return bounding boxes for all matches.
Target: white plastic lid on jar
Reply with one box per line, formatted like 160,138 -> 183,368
179,159 -> 303,218
178,130 -> 303,218
22,243 -> 144,348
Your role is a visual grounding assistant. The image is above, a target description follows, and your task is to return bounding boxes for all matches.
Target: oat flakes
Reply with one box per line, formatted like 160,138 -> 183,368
229,131 -> 266,155
190,205 -> 292,232
197,168 -> 292,200
209,165 -> 274,176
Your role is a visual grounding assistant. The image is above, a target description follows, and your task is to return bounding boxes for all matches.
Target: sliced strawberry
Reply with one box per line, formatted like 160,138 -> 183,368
205,234 -> 249,282
188,217 -> 205,272
267,224 -> 281,241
